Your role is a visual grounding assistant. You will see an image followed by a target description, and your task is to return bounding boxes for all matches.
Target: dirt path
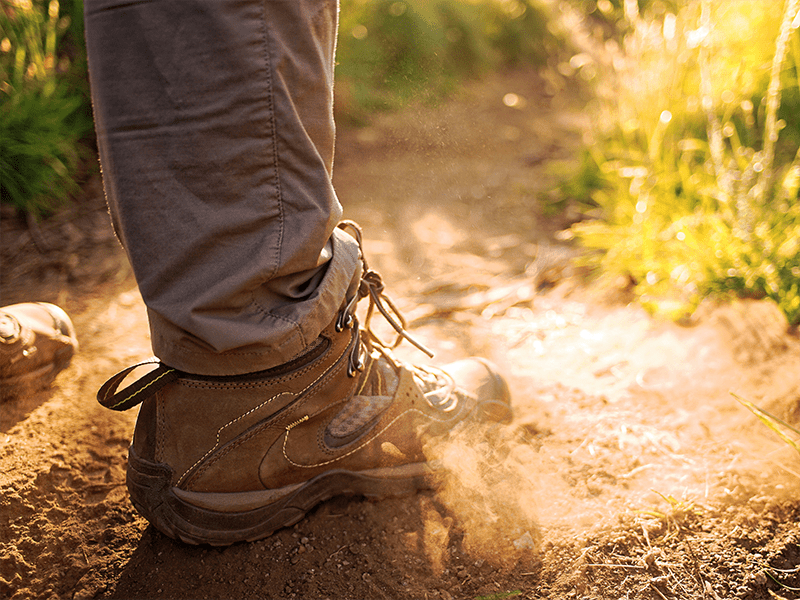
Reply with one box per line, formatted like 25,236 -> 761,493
2,68 -> 799,600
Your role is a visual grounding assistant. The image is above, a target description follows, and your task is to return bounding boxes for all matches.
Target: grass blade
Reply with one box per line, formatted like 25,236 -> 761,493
731,392 -> 800,457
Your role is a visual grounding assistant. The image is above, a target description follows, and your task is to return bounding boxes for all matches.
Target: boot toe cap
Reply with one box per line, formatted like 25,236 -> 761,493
443,358 -> 512,423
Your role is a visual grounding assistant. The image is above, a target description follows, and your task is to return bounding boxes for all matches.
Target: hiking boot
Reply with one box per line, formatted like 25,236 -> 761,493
98,223 -> 512,545
1,302 -> 78,400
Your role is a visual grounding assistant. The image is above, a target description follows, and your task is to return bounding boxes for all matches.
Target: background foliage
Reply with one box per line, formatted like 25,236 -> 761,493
2,0 -> 798,327
565,0 -> 800,326
0,0 -> 92,218
335,0 -> 561,121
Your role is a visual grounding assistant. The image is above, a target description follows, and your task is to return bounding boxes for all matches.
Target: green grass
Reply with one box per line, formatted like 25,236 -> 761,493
335,0 -> 562,122
565,0 -> 800,326
732,393 -> 800,460
1,0 -> 92,218
635,490 -> 703,541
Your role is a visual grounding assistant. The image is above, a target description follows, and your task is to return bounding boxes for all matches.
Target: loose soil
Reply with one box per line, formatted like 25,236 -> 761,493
1,68 -> 799,600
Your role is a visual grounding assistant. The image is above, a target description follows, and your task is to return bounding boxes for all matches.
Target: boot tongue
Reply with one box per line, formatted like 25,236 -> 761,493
356,353 -> 399,397
360,350 -> 457,412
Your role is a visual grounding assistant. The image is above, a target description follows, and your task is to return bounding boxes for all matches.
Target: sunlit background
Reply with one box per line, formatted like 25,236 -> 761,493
2,0 -> 798,327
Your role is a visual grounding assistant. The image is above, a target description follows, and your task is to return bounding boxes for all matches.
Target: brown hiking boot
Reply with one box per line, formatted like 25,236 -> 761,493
98,224 -> 511,545
1,302 -> 78,400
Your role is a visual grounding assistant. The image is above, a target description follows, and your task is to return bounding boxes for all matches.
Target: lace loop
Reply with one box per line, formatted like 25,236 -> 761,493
337,220 -> 435,378
361,269 -> 433,357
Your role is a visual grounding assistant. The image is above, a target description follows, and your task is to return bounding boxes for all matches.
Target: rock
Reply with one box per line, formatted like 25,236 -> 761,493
512,531 -> 536,550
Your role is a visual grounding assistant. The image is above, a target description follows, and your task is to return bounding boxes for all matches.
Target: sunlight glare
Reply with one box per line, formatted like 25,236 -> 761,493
663,13 -> 676,40
502,92 -> 521,108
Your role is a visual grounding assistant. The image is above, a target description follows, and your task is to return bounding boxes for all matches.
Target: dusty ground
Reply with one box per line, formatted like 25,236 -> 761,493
1,68 -> 800,600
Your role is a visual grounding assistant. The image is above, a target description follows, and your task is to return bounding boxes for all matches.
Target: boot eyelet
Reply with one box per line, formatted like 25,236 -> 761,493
335,312 -> 354,332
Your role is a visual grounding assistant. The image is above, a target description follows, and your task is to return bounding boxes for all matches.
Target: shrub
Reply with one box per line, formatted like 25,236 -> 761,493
1,0 -> 92,218
566,0 -> 800,326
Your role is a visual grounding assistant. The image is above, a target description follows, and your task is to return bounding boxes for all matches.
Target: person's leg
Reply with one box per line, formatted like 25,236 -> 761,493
85,0 -> 359,376
88,0 -> 513,545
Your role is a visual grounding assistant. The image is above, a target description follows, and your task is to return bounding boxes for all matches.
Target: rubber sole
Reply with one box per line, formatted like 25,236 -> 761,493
126,447 -> 434,546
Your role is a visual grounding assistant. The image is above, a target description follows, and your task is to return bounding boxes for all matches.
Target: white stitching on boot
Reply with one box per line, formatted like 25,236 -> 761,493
176,339 -> 351,487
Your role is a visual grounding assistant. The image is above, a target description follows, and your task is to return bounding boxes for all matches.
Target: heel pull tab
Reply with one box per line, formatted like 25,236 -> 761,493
97,358 -> 178,411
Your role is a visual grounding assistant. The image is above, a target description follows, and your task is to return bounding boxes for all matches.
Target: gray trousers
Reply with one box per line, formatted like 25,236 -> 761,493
85,0 -> 360,376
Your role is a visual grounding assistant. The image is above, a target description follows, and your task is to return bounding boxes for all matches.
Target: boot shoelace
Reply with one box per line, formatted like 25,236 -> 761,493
337,222 -> 457,411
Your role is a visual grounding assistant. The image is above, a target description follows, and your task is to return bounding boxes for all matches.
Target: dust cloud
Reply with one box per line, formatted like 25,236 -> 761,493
421,297 -> 800,567
427,424 -> 544,566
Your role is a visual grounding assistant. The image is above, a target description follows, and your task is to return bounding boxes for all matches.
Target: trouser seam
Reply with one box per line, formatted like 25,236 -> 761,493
259,0 -> 284,282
